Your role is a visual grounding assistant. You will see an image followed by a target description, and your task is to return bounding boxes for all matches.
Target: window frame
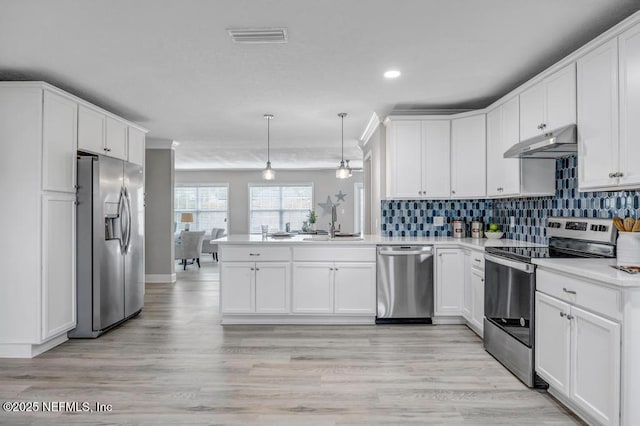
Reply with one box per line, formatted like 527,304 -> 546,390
174,183 -> 229,233
247,182 -> 314,234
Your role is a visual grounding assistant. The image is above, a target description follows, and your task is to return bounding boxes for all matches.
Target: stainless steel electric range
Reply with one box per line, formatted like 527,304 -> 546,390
483,216 -> 617,387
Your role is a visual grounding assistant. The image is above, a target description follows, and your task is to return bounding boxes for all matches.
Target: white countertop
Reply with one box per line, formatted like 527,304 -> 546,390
533,258 -> 640,288
215,234 -> 545,250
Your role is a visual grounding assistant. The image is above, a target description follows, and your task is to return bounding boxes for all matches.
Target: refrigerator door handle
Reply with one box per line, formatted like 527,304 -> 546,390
118,187 -> 128,252
124,187 -> 133,253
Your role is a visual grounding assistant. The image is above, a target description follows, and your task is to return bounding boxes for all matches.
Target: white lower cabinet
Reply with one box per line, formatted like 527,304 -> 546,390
536,290 -> 621,426
461,249 -> 484,335
292,263 -> 333,313
470,267 -> 484,333
435,248 -> 464,316
292,262 -> 376,315
221,262 -> 289,314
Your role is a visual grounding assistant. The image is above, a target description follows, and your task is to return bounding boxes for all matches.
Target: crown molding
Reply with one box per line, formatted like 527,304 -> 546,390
358,112 -> 381,149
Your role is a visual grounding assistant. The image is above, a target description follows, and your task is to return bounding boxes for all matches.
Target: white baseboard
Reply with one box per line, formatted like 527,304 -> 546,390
0,334 -> 68,358
145,273 -> 176,283
432,316 -> 466,325
221,315 -> 376,325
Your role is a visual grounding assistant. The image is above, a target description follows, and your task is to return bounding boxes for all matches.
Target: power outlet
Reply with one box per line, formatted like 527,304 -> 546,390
434,216 -> 444,226
510,217 -> 516,227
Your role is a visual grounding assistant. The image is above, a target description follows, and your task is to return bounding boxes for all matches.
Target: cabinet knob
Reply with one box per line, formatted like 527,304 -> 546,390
250,267 -> 254,271
255,268 -> 260,271
566,314 -> 574,320
618,172 -> 624,178
451,190 -> 456,195
559,312 -> 566,317
335,268 -> 339,271
480,279 -> 484,283
609,172 -> 615,178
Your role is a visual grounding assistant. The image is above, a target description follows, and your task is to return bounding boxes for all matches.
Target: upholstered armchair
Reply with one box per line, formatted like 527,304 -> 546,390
174,230 -> 206,270
201,228 -> 226,261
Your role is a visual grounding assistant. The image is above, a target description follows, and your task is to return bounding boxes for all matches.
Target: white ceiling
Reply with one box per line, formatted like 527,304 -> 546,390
1,0 -> 639,170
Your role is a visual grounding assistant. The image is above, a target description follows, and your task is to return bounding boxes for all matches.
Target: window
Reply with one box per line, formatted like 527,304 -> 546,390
175,185 -> 228,233
249,184 -> 313,233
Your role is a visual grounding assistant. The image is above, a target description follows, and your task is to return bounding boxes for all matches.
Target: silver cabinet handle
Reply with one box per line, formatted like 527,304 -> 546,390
335,268 -> 339,271
566,314 -> 574,320
451,190 -> 456,194
559,312 -> 566,317
609,172 -> 615,178
474,259 -> 481,263
249,253 -> 260,256
329,267 -> 334,271
618,172 -> 624,178
563,288 -> 576,295
250,267 -> 254,271
255,267 -> 260,271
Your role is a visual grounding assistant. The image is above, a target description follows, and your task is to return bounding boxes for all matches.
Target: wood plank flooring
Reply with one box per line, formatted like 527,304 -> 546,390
0,259 -> 582,425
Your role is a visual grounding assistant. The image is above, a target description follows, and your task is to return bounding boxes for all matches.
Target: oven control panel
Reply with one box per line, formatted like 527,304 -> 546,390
547,217 -> 616,244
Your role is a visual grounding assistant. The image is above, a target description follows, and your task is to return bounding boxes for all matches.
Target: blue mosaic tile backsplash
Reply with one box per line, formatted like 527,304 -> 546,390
381,155 -> 640,244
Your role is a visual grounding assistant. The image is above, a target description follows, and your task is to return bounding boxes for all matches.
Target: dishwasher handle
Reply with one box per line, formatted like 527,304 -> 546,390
378,246 -> 433,256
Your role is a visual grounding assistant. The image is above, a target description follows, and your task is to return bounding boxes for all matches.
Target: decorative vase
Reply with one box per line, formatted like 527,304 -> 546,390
617,232 -> 640,267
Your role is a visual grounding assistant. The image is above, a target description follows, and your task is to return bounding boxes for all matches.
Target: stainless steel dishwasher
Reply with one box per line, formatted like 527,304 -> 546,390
376,245 -> 434,324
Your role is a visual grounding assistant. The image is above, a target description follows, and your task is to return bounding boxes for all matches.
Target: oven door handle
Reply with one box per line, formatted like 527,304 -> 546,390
484,254 -> 535,274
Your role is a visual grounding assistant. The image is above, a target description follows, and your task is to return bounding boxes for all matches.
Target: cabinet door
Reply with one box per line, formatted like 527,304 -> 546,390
545,63 -> 577,131
78,105 -> 105,155
42,90 -> 77,193
450,114 -> 486,198
105,116 -> 128,160
128,127 -> 146,166
577,38 -> 619,190
41,193 -> 76,340
220,263 -> 254,313
292,263 -> 333,313
486,107 -> 505,197
255,262 -> 289,314
435,249 -> 464,315
461,250 -> 472,320
570,306 -> 621,426
387,121 -> 423,198
619,23 -> 640,188
519,82 -> 545,141
500,97 -> 522,195
470,268 -> 484,334
333,262 -> 376,314
535,292 -> 571,395
422,120 -> 451,198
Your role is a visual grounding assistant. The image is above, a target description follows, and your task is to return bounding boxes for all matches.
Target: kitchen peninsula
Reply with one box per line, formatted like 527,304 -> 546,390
217,234 -> 541,325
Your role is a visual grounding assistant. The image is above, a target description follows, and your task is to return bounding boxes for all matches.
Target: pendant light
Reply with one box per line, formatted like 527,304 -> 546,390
336,112 -> 350,179
262,114 -> 275,180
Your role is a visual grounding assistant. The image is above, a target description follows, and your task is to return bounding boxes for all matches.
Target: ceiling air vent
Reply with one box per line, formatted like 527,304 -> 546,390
227,28 -> 288,44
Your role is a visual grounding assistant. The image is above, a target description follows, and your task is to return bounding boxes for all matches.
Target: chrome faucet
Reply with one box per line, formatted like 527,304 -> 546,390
330,205 -> 338,238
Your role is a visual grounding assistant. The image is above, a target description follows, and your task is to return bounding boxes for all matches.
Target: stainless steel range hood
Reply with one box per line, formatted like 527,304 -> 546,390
503,124 -> 576,159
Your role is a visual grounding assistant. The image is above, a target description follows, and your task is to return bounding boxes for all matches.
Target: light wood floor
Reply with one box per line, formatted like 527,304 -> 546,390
0,259 -> 582,425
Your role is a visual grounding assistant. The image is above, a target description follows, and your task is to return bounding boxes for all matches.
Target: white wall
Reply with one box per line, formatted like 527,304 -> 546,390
175,169 -> 363,235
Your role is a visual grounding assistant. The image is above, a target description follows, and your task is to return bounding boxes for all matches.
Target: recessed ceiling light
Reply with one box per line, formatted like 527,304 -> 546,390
384,70 -> 401,79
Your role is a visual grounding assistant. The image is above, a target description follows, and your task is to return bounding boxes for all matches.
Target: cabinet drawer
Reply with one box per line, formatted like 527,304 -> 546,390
221,246 -> 291,262
293,246 -> 376,262
470,250 -> 485,271
536,269 -> 621,320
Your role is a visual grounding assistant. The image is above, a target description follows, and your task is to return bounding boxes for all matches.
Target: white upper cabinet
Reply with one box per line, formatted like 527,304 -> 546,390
577,38 -> 620,190
520,63 -> 576,140
42,90 -> 77,193
618,23 -> 640,188
451,114 -> 486,198
78,105 -> 105,155
386,120 -> 423,198
386,119 -> 451,199
127,126 -> 146,166
487,97 -> 555,198
105,116 -> 128,161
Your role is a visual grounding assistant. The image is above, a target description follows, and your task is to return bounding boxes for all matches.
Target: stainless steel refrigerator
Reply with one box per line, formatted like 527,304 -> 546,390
69,155 -> 144,338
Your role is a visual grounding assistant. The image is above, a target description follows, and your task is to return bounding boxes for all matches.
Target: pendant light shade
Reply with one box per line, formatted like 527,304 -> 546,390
262,114 -> 275,180
336,112 -> 350,179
